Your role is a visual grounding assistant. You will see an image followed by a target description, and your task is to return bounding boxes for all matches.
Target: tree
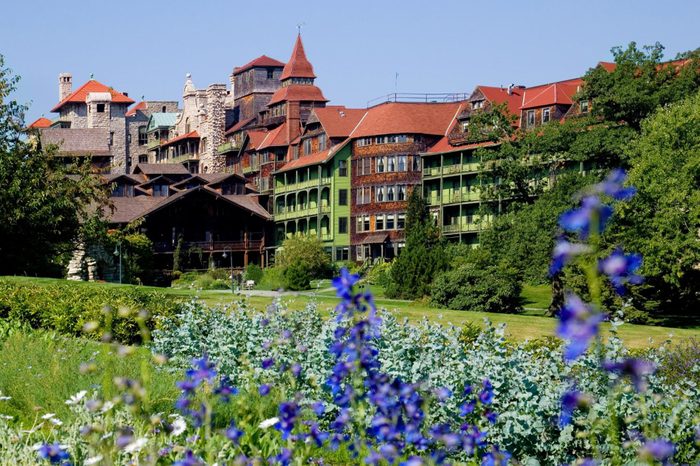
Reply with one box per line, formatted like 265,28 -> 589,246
275,234 -> 331,279
0,55 -> 105,276
386,188 -> 446,299
610,90 -> 700,319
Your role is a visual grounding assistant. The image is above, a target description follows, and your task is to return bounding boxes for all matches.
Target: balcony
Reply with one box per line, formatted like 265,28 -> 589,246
274,177 -> 332,194
147,139 -> 164,150
170,152 -> 199,163
443,191 -> 480,204
274,204 -> 331,221
153,237 -> 264,253
217,141 -> 240,155
442,222 -> 481,234
242,164 -> 260,175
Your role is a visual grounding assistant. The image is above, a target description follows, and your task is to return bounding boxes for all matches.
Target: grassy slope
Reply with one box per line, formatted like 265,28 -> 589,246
2,276 -> 698,348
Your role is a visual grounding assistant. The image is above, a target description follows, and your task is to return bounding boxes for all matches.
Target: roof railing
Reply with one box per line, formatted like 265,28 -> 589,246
366,92 -> 470,108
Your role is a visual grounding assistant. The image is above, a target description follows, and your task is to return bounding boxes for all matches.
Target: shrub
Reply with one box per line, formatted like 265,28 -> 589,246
0,278 -> 180,344
244,264 -> 263,284
283,261 -> 311,291
275,235 -> 331,279
259,266 -> 286,290
364,260 -> 393,287
430,263 -> 522,313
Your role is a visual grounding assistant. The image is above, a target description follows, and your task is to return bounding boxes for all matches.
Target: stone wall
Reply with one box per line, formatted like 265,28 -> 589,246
203,84 -> 228,173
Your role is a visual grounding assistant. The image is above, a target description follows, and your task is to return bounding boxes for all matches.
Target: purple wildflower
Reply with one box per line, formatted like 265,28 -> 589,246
599,247 -> 643,295
557,294 -> 605,361
594,168 -> 636,200
273,448 -> 292,466
36,442 -> 71,464
225,420 -> 244,444
460,399 -> 476,416
603,358 -> 656,392
559,196 -> 613,239
640,438 -> 675,463
312,401 -> 325,417
332,267 -> 360,300
479,379 -> 494,405
276,402 -> 300,440
261,358 -> 274,370
550,238 -> 591,276
435,387 -> 452,402
559,390 -> 590,427
481,445 -> 511,466
258,384 -> 271,396
173,450 -> 205,466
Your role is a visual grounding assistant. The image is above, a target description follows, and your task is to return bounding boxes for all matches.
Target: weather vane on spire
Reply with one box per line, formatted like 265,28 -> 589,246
296,22 -> 305,35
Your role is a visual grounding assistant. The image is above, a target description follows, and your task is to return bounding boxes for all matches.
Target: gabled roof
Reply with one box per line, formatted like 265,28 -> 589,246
233,55 -> 285,75
257,123 -> 289,150
160,131 -> 200,148
280,35 -> 316,81
132,163 -> 191,176
225,117 -> 256,135
473,86 -> 525,117
125,101 -> 147,117
268,85 -> 328,105
309,106 -> 367,138
598,61 -> 617,72
137,175 -> 176,189
51,80 -> 134,112
27,117 -> 53,129
246,130 -> 268,151
102,173 -> 144,185
276,148 -> 331,173
199,172 -> 247,184
520,78 -> 583,109
147,112 -> 179,131
350,101 -> 463,138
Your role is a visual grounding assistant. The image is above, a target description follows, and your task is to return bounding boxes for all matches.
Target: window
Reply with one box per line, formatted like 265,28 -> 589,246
363,215 -> 370,232
387,156 -> 396,172
338,189 -> 348,206
398,155 -> 407,171
318,133 -> 327,151
542,107 -> 551,123
387,185 -> 395,201
472,100 -> 484,110
96,103 -> 105,113
357,137 -> 372,147
356,217 -> 364,232
376,215 -> 384,230
112,184 -> 133,197
376,186 -> 385,202
397,135 -> 408,143
386,214 -> 395,230
185,117 -> 191,133
375,136 -> 387,144
162,106 -> 167,112
397,214 -> 406,229
412,155 -> 421,171
527,110 -> 535,127
339,159 -> 348,176
303,138 -> 312,155
335,247 -> 349,261
580,100 -> 589,113
109,131 -> 114,146
338,217 -> 348,234
398,185 -> 406,201
361,157 -> 371,175
267,68 -> 275,79
153,184 -> 169,197
376,157 -> 385,173
138,126 -> 148,145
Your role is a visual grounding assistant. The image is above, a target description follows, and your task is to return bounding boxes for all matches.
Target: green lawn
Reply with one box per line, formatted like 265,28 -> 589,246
2,276 -> 698,349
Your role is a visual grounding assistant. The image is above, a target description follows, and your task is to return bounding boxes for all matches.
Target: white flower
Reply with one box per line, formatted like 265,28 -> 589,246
49,417 -> 63,426
171,417 -> 186,436
100,401 -> 114,413
0,396 -> 11,401
65,390 -> 87,405
41,413 -> 56,420
124,438 -> 148,454
0,414 -> 13,420
258,417 -> 279,429
84,455 -> 103,465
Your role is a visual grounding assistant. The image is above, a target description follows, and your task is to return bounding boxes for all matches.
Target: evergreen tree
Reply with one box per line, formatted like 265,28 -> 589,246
386,188 -> 446,299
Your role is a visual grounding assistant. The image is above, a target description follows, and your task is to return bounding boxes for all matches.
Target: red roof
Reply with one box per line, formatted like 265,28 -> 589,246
51,79 -> 134,112
268,84 -> 328,106
598,61 -> 617,72
233,55 -> 285,75
280,35 -> 316,81
350,101 -> 463,138
311,106 -> 367,138
277,148 -> 331,172
160,131 -> 200,147
246,130 -> 268,151
476,86 -> 525,118
28,117 -> 52,129
225,117 -> 256,135
520,78 -> 583,109
257,123 -> 289,150
425,137 -> 497,154
125,101 -> 147,117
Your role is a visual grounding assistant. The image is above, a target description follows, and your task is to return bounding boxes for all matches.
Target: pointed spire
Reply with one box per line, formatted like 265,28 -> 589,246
280,34 -> 316,81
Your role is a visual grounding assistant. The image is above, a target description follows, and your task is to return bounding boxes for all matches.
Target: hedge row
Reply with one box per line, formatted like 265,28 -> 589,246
0,279 -> 181,344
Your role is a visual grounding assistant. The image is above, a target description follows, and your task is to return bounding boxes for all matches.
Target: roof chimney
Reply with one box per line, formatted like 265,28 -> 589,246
58,73 -> 72,101
507,83 -> 514,95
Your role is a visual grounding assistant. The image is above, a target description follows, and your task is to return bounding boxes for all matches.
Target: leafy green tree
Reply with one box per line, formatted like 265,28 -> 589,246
284,261 -> 312,291
386,188 -> 446,299
610,91 -> 700,319
275,234 -> 331,279
464,102 -> 517,143
0,55 -> 105,276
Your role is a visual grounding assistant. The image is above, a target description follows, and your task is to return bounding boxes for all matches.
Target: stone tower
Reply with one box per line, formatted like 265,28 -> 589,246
58,73 -> 72,101
204,83 -> 228,172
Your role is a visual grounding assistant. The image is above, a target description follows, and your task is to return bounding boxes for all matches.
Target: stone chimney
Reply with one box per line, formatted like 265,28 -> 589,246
59,73 -> 73,101
204,83 -> 228,172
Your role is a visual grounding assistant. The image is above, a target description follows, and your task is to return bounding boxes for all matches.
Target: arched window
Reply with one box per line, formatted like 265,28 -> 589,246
185,117 -> 191,133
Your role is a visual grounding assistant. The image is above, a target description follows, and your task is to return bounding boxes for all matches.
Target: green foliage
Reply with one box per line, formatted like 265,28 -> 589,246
0,55 -> 107,276
386,189 -> 447,299
0,278 -> 179,344
580,42 -> 700,129
275,235 -> 331,279
172,235 -> 185,273
283,261 -> 312,291
430,262 -> 522,313
258,266 -> 286,290
464,102 -> 516,143
364,260 -> 393,287
609,91 -> 700,319
244,264 -> 263,283
171,270 -> 231,290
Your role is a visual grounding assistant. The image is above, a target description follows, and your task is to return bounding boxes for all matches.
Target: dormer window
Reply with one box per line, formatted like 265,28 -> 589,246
153,184 -> 169,197
112,184 -> 134,197
472,100 -> 484,110
580,100 -> 590,113
97,103 -> 105,113
267,68 -> 274,79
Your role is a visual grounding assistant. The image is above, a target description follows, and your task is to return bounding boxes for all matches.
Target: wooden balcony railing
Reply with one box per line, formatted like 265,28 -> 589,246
153,236 -> 264,253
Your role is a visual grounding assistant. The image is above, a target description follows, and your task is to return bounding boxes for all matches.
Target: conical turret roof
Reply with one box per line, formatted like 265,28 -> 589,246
280,35 -> 316,81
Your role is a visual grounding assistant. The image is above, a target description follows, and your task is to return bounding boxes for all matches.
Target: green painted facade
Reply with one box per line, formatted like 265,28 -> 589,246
272,144 -> 352,260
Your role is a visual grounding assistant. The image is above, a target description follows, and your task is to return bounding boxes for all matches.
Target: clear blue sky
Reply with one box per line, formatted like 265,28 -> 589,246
3,0 -> 699,123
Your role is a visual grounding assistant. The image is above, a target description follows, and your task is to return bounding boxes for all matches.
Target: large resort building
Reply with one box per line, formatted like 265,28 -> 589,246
29,35 -> 608,277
